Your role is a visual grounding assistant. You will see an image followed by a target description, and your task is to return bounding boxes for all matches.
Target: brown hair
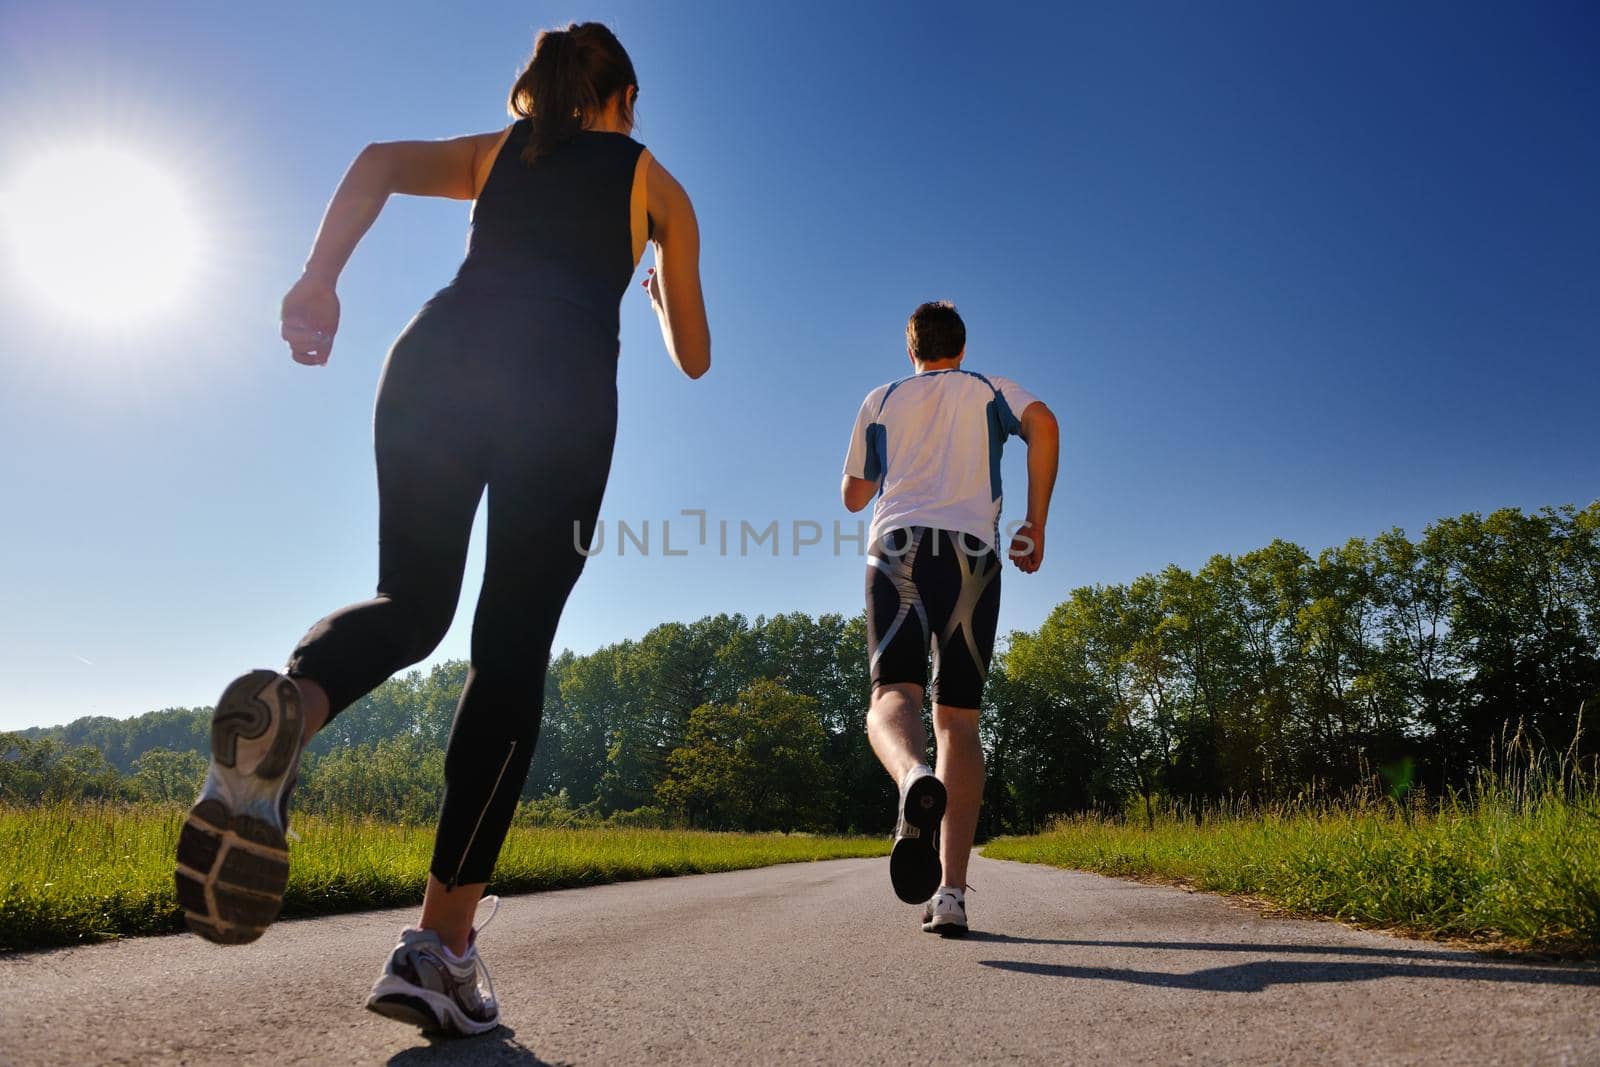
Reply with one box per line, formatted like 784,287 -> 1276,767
507,22 -> 638,164
906,301 -> 966,362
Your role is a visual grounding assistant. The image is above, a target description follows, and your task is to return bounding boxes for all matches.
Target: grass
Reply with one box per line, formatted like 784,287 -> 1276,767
985,745 -> 1600,955
0,804 -> 889,952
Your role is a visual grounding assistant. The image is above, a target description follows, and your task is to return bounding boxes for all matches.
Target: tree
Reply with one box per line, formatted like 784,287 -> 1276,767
1371,524 -> 1460,777
296,734 -> 446,823
0,735 -> 120,802
656,680 -> 835,831
1000,594 -> 1123,825
1440,507 -> 1600,767
130,748 -> 209,804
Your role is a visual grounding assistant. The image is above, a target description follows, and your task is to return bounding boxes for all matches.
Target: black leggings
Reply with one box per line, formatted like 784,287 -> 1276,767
286,289 -> 617,886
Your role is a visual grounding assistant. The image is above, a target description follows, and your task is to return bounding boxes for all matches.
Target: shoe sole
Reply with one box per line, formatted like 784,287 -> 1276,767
367,994 -> 447,1033
890,774 -> 946,905
922,919 -> 969,937
367,976 -> 501,1037
174,670 -> 300,945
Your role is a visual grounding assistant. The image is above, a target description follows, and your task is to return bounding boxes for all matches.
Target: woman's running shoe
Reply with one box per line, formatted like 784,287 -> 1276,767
366,898 -> 502,1037
174,669 -> 303,944
889,764 -> 946,904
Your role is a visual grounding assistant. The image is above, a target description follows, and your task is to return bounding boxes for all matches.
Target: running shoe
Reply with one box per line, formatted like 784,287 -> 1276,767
921,887 -> 968,937
174,669 -> 303,944
889,764 -> 946,904
366,898 -> 502,1037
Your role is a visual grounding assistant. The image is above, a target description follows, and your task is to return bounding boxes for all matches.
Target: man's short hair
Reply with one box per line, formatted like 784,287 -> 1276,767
906,301 -> 966,362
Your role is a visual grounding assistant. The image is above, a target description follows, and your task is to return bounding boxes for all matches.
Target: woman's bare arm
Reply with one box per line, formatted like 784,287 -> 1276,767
641,157 -> 710,379
303,132 -> 503,280
282,131 -> 506,364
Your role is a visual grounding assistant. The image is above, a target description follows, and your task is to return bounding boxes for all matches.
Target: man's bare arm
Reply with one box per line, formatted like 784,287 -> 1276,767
841,474 -> 878,512
1009,401 -> 1059,573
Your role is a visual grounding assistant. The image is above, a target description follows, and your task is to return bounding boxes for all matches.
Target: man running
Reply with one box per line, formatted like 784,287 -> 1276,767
840,300 -> 1058,936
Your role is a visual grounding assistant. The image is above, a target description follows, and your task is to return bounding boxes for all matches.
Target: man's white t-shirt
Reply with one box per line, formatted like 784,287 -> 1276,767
842,368 -> 1041,550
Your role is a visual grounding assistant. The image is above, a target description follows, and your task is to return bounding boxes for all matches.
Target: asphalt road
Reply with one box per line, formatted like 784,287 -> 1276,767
3,854 -> 1597,1065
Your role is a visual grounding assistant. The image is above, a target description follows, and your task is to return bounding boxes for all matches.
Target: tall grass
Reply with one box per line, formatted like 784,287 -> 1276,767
985,725 -> 1600,954
0,806 -> 888,952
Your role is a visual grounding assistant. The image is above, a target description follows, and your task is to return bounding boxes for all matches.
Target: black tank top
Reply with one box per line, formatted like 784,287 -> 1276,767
450,120 -> 645,338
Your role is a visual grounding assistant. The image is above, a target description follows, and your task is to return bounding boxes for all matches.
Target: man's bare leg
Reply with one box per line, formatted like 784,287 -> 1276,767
867,682 -> 928,782
869,681 -> 951,903
932,703 -> 984,888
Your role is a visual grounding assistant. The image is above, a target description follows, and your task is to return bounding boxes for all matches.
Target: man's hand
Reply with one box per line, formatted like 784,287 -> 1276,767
281,275 -> 340,365
1009,520 -> 1045,573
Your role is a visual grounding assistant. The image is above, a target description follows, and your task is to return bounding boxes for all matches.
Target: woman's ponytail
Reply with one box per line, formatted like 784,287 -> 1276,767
507,22 -> 638,165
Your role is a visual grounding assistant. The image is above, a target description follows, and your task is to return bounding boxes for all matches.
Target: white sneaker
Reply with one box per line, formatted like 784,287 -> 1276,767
366,897 -> 502,1036
921,887 -> 968,937
890,765 -> 946,904
175,669 -> 304,944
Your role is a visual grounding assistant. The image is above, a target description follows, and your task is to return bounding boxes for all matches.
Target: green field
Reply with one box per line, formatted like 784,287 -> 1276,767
12,761 -> 1600,957
985,779 -> 1600,955
0,803 -> 890,952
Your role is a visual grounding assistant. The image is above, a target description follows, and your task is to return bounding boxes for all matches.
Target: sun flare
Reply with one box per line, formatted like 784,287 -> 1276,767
3,145 -> 199,326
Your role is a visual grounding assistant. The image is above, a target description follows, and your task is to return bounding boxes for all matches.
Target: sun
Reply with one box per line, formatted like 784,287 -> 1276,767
2,145 -> 200,326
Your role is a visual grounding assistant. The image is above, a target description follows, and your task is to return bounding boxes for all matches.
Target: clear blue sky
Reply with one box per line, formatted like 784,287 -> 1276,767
1,1 -> 1596,730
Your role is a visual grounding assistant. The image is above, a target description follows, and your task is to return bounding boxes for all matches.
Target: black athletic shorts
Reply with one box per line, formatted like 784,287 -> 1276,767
865,526 -> 1002,709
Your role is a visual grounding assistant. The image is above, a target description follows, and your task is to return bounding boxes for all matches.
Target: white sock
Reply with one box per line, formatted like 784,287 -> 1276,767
901,763 -> 933,790
413,927 -> 472,964
937,885 -> 965,901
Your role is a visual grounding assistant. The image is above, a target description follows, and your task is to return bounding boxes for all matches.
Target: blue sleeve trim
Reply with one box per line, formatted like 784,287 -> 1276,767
986,400 -> 1006,502
863,422 -> 886,483
962,370 -> 1020,436
962,372 -> 1016,502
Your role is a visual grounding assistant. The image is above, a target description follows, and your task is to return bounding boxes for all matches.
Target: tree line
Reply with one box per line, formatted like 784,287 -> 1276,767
5,503 -> 1596,835
995,503 -> 1599,827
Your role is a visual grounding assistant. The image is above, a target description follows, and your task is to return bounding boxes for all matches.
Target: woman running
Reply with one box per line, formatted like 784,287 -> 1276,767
173,21 -> 709,1035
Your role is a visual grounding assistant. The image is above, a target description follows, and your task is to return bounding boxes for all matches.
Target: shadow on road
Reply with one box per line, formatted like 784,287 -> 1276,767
979,957 -> 1600,992
961,933 -> 1569,966
386,1025 -> 562,1066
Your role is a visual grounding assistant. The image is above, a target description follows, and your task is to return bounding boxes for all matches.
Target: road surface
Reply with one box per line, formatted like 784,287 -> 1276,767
3,854 -> 1597,1065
